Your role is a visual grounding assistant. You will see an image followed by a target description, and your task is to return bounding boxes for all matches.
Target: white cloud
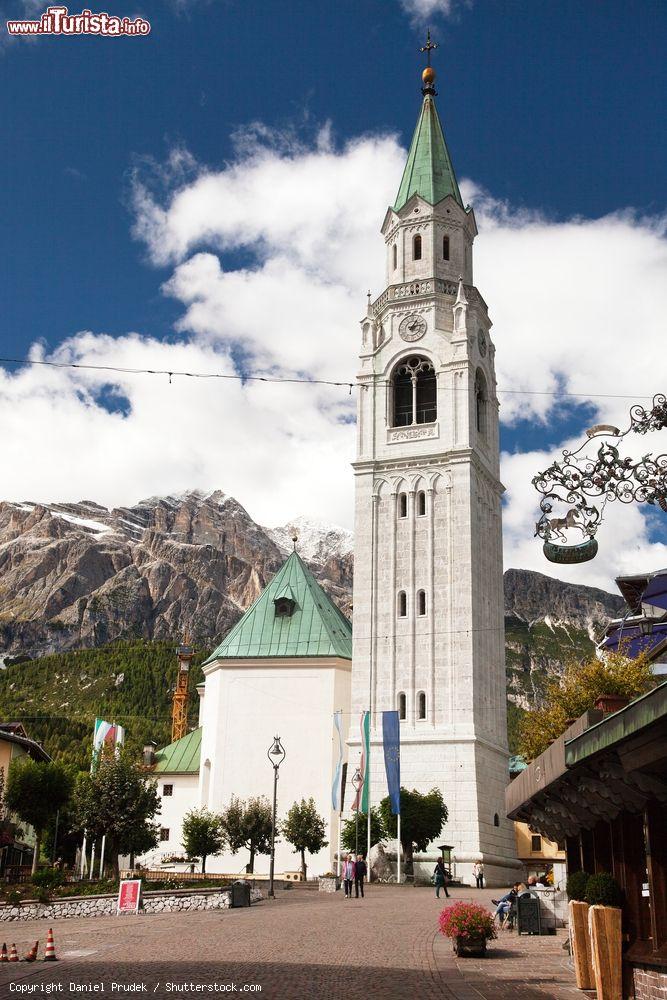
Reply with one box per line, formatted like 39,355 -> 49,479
3,121 -> 667,592
398,0 -> 469,22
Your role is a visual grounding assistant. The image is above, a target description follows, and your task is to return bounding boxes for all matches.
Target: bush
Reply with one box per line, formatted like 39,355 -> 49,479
439,901 -> 497,941
32,869 -> 66,890
6,889 -> 22,906
566,870 -> 590,902
585,872 -> 623,908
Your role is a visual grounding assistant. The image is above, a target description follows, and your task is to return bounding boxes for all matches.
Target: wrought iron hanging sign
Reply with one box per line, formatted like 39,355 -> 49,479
533,394 -> 667,564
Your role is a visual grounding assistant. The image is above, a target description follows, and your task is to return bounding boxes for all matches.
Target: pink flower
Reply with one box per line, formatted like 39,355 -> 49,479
438,901 -> 497,941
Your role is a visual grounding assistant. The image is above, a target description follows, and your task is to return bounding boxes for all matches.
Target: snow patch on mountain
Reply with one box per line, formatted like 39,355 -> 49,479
267,516 -> 354,564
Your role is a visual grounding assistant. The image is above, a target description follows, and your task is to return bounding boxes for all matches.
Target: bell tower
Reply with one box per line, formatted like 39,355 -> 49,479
350,36 -> 519,885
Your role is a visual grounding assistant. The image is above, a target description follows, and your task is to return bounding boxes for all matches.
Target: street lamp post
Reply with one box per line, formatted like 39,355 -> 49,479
267,735 -> 286,899
352,767 -> 362,858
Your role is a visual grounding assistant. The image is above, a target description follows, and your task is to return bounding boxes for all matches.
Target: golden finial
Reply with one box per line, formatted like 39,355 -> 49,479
420,29 -> 438,95
291,530 -> 298,551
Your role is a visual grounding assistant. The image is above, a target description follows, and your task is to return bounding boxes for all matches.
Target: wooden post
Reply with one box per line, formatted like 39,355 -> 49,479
589,904 -> 622,1000
569,900 -> 594,990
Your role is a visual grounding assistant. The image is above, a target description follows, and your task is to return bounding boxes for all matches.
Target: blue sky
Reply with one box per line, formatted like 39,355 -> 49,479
1,0 -> 667,589
3,0 -> 665,357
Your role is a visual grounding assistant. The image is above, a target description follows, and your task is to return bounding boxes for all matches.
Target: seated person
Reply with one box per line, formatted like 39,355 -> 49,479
492,883 -> 523,925
527,875 -> 546,889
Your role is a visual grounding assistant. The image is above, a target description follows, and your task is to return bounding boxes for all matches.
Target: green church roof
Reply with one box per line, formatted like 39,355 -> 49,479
204,551 -> 352,663
153,727 -> 201,774
394,94 -> 463,212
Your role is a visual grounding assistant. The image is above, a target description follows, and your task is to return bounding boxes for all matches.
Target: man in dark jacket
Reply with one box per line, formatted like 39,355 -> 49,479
355,855 -> 367,898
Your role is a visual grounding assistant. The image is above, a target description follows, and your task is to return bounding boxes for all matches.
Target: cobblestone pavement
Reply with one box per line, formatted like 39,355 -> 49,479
0,886 -> 585,1000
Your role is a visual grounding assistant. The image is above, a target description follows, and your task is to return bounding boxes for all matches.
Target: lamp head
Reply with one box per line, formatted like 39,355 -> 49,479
267,735 -> 286,766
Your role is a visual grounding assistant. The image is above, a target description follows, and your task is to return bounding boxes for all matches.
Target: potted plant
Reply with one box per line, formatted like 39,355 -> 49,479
566,871 -> 594,990
585,873 -> 623,1000
439,901 -> 496,957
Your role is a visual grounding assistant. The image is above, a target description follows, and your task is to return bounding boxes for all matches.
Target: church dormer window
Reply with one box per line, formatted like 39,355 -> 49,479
412,234 -> 422,261
398,591 -> 407,617
417,491 -> 426,516
392,356 -> 437,427
398,493 -> 408,518
443,235 -> 450,260
392,243 -> 397,270
398,692 -> 407,720
273,586 -> 296,618
475,369 -> 488,437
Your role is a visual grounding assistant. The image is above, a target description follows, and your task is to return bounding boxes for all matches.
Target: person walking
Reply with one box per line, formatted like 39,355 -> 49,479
355,854 -> 367,898
433,859 -> 449,899
342,854 -> 356,899
473,861 -> 484,889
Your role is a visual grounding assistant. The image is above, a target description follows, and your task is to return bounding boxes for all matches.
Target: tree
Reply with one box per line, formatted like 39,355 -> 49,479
71,750 -> 160,876
281,798 -> 328,879
341,807 -> 386,854
182,808 -> 224,873
220,796 -> 273,873
5,759 -> 73,874
518,649 -> 655,762
378,787 -> 448,879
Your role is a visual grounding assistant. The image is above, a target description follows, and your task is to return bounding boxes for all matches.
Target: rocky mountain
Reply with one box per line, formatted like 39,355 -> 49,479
504,568 -> 624,710
0,491 -> 622,718
0,491 -> 352,662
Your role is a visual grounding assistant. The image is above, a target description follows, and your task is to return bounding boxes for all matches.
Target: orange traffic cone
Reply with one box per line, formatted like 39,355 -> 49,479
22,940 -> 38,962
8,944 -> 19,962
0,943 -> 7,962
43,928 -> 57,962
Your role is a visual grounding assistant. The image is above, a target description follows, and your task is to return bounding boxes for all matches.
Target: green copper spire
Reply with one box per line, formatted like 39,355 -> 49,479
393,33 -> 463,212
203,550 -> 352,662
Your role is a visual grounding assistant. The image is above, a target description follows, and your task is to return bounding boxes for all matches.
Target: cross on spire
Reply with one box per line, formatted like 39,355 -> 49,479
420,29 -> 438,67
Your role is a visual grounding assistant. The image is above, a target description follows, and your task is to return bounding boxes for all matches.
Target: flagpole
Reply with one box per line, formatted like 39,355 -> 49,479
397,812 -> 401,885
337,812 -> 341,878
366,705 -> 371,870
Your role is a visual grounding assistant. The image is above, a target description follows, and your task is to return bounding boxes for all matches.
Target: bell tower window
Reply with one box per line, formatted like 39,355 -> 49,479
443,235 -> 450,260
413,234 -> 422,261
392,243 -> 397,270
417,589 -> 426,616
475,369 -> 488,437
398,493 -> 408,518
398,692 -> 407,721
398,591 -> 407,618
417,692 -> 426,720
392,356 -> 437,427
417,491 -> 426,516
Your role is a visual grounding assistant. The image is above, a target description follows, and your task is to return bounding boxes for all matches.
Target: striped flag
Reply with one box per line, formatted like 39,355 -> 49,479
353,711 -> 370,812
331,710 -> 344,811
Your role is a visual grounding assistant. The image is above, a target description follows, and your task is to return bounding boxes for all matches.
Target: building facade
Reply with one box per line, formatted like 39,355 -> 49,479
349,59 -> 518,884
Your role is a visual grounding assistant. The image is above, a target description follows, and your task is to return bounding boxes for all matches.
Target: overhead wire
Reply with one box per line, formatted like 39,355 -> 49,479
0,355 -> 659,401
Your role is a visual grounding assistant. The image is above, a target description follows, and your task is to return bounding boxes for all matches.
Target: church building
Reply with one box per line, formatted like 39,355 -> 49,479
140,42 -> 518,885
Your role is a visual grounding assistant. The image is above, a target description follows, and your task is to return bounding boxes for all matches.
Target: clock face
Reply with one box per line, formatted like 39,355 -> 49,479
477,329 -> 488,357
399,313 -> 427,342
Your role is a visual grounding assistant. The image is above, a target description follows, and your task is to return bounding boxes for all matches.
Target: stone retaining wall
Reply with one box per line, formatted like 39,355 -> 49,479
0,886 -> 263,922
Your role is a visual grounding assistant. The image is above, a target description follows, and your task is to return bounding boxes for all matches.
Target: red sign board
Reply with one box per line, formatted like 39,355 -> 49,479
117,878 -> 141,915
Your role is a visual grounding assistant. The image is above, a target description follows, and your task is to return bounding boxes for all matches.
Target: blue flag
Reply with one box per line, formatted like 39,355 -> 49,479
332,710 -> 344,811
382,710 -> 401,814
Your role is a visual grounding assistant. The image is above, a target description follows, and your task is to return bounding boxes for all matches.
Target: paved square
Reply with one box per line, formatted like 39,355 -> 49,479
0,887 -> 584,999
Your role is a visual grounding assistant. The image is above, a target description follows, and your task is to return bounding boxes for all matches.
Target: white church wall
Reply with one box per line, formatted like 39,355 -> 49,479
137,772 -> 199,869
199,657 -> 351,877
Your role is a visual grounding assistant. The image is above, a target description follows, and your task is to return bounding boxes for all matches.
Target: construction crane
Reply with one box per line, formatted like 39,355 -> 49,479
171,633 -> 194,743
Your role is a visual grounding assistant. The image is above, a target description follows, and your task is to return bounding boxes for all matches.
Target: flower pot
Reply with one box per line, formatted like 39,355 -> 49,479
569,899 -> 594,990
454,936 -> 487,958
588,904 -> 622,1000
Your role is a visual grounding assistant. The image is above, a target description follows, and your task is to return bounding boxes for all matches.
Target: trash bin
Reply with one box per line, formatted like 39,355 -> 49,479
230,880 -> 251,908
517,891 -> 541,935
